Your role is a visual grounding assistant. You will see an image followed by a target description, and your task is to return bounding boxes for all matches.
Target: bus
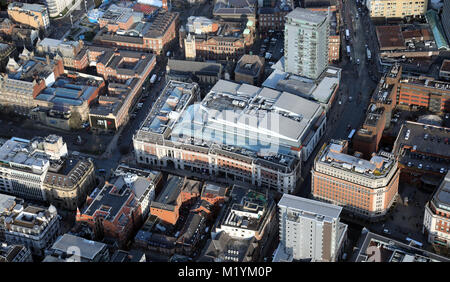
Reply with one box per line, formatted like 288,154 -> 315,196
348,129 -> 356,140
406,237 -> 423,248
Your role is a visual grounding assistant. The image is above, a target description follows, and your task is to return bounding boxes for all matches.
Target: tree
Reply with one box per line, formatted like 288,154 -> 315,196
69,111 -> 84,129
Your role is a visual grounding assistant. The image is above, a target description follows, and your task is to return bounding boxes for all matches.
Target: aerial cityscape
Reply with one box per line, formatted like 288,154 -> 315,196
0,0 -> 450,267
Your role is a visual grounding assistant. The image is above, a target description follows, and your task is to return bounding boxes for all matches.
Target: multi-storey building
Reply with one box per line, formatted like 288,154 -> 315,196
311,140 -> 400,221
76,165 -> 162,245
43,233 -> 110,262
31,72 -> 105,131
423,172 -> 450,248
88,50 -> 156,131
36,38 -> 84,69
353,228 -> 449,262
165,59 -> 224,86
93,11 -> 179,55
0,194 -> 60,256
353,64 -> 401,158
0,135 -> 96,210
284,8 -> 329,80
45,0 -> 76,18
307,7 -> 339,63
234,55 -> 265,86
257,0 -> 293,37
133,80 -> 326,193
98,4 -> 141,32
393,121 -> 450,187
0,55 -> 64,116
182,18 -> 255,61
214,185 -> 276,241
213,0 -> 257,21
443,0 -> 450,45
7,2 -> 50,30
366,0 -> 427,19
0,243 -> 33,262
150,175 -> 201,225
274,193 -> 347,262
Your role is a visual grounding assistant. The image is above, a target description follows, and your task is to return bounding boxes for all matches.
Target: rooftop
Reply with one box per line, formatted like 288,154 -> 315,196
8,2 -> 47,13
50,234 -> 107,261
137,80 -> 199,136
278,193 -> 342,222
431,172 -> 450,212
235,55 -> 264,77
394,121 -> 450,158
286,7 -> 328,25
354,228 -> 449,262
220,186 -> 273,233
170,80 -> 323,155
0,138 -> 50,175
317,141 -> 396,179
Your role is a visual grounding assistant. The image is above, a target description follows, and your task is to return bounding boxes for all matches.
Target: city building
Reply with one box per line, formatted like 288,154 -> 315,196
0,194 -> 60,256
439,59 -> 450,81
365,0 -> 427,19
43,233 -> 110,262
198,231 -> 258,262
234,55 -> 265,86
0,136 -> 67,201
98,4 -> 143,32
150,175 -> 201,225
353,64 -> 401,158
32,73 -> 105,130
0,43 -> 16,73
7,2 -> 50,30
311,140 -> 400,221
76,165 -> 162,244
263,64 -> 341,111
93,11 -> 179,55
274,194 -> 347,262
307,6 -> 339,63
214,185 -> 276,241
423,171 -> 450,248
284,8 -> 329,80
257,0 -> 293,37
11,28 -> 39,50
46,0 -> 76,18
88,50 -> 156,131
0,135 -> 96,210
182,18 -> 255,61
133,79 -> 327,193
352,228 -> 449,262
375,24 -> 440,62
0,55 -> 64,116
110,249 -> 146,262
213,0 -> 257,21
165,59 -> 223,85
42,155 -> 96,211
443,0 -> 450,45
303,0 -> 336,8
393,121 -> 450,188
36,38 -> 84,69
0,243 -> 32,262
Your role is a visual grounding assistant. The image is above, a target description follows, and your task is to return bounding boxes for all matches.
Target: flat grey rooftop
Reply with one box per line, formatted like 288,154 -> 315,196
51,234 -> 106,260
278,193 -> 342,221
286,7 -> 327,24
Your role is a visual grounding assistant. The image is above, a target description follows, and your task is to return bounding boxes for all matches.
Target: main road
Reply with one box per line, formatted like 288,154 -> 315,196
296,0 -> 378,198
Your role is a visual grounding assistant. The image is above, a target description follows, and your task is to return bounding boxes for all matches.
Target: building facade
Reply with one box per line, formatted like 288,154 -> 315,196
133,80 -> 327,193
423,172 -> 450,248
46,0 -> 75,18
0,243 -> 33,262
311,140 -> 399,221
274,193 -> 347,262
0,195 -> 60,256
7,2 -> 50,30
284,8 -> 329,80
366,0 -> 427,19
